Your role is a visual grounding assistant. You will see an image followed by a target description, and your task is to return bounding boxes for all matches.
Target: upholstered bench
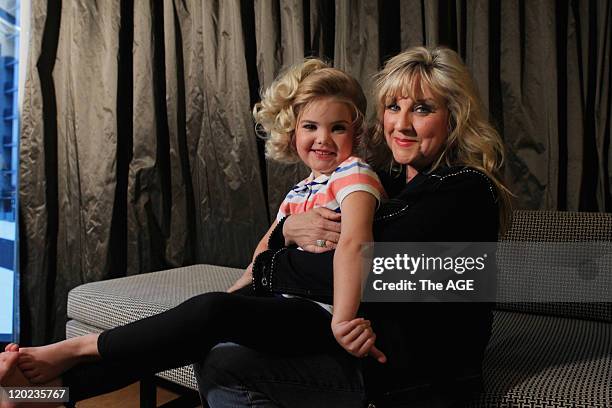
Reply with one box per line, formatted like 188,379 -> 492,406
468,210 -> 612,408
66,264 -> 242,405
66,211 -> 612,408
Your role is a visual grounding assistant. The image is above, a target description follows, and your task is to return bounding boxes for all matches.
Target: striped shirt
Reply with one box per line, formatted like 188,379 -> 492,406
276,156 -> 386,221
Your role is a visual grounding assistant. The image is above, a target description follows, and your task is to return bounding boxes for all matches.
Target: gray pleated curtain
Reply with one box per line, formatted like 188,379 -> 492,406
19,0 -> 611,343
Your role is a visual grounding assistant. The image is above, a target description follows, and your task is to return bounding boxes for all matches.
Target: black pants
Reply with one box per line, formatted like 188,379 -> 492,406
63,289 -> 350,402
196,342 -> 365,408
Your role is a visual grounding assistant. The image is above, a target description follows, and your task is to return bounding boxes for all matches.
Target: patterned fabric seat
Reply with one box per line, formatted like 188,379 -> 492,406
466,210 -> 612,407
66,210 -> 612,407
469,311 -> 611,407
66,264 -> 243,390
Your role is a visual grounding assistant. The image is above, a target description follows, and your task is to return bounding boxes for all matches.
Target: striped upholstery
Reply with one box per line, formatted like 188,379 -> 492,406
66,264 -> 243,390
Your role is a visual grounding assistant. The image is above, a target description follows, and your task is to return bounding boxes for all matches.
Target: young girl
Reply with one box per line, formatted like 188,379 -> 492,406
229,58 -> 387,357
1,60 -> 385,397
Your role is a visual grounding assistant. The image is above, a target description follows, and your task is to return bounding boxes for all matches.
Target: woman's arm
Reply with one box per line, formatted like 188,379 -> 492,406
281,208 -> 342,251
228,220 -> 278,292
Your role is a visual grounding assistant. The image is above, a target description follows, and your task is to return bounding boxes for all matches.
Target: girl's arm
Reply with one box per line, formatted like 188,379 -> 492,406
228,220 -> 278,292
331,192 -> 386,362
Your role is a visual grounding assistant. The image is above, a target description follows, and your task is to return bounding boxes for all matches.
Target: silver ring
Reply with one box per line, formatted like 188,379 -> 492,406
315,239 -> 326,248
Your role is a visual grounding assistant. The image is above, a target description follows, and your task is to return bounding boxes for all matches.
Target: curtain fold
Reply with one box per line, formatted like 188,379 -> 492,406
593,1 -> 611,210
565,0 -> 587,210
256,0 -> 310,219
400,0 -> 425,49
464,0 -> 490,111
130,0 -> 162,275
20,0 -> 54,345
500,0 -> 560,210
334,0 -> 379,118
19,0 -> 612,343
198,0 -> 269,265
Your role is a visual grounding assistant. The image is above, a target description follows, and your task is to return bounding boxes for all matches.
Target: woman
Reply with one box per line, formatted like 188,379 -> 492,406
198,46 -> 511,407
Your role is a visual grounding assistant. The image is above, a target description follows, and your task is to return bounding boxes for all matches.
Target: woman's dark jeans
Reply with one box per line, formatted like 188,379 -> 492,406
196,343 -> 366,408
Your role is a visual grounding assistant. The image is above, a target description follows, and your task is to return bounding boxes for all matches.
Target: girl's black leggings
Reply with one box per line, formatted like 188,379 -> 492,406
63,289 -> 340,402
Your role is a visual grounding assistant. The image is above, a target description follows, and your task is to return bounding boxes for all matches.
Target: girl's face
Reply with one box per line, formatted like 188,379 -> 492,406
294,97 -> 355,177
383,89 -> 449,178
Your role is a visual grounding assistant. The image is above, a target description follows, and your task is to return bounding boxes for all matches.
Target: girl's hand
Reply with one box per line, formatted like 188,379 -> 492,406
228,263 -> 254,293
331,318 -> 387,363
283,208 -> 342,252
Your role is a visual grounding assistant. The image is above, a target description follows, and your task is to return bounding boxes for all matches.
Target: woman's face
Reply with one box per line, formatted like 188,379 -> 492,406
383,89 -> 449,175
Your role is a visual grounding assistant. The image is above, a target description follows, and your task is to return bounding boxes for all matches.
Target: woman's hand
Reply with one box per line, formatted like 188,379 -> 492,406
283,208 -> 342,253
331,318 -> 387,363
227,263 -> 254,293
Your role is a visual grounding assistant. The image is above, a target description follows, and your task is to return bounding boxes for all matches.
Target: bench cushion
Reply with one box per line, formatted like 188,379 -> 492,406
66,264 -> 243,390
469,310 -> 612,407
498,210 -> 612,322
67,264 -> 243,329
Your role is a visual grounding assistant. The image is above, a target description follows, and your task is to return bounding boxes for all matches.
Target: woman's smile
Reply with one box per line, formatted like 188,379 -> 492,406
392,137 -> 418,148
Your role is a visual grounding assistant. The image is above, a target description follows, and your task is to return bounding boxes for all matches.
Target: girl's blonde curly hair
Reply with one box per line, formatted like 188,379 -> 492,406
253,58 -> 367,163
368,46 -> 513,232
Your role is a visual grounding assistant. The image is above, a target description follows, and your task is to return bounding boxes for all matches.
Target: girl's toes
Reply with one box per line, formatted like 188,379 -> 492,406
30,375 -> 44,384
4,343 -> 19,352
16,354 -> 32,363
17,363 -> 34,371
20,369 -> 36,379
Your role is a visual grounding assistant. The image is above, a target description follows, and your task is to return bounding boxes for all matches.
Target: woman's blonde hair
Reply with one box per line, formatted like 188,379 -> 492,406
369,46 -> 512,232
254,58 -> 367,163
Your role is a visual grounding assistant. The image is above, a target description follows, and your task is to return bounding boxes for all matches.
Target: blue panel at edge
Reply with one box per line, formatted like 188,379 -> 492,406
0,239 -> 14,269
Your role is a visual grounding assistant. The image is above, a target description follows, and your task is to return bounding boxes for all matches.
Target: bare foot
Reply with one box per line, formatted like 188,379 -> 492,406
17,334 -> 100,384
0,351 -> 29,408
0,351 -> 28,385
